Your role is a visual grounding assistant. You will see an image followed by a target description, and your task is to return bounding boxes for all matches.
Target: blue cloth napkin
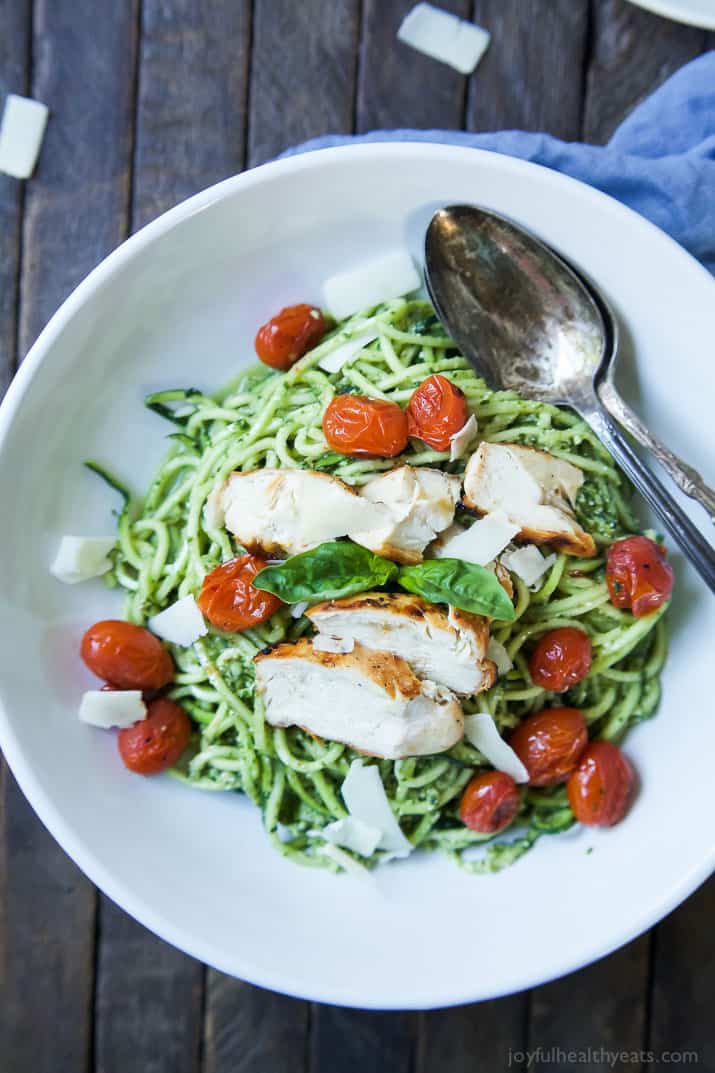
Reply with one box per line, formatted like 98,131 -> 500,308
283,52 -> 715,274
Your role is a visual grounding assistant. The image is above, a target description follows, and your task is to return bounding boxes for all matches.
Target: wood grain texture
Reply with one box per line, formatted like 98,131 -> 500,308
247,0 -> 360,166
203,974 -> 309,1073
0,772 -> 95,1073
528,937 -> 650,1072
91,4 -> 254,1066
468,0 -> 590,139
649,880 -> 715,1068
17,0 -> 139,358
132,0 -> 251,230
310,1006 -> 416,1073
1,5 -> 139,1072
419,997 -> 527,1073
94,900 -> 203,1073
583,0 -> 711,144
357,0 -> 470,132
0,0 -> 31,393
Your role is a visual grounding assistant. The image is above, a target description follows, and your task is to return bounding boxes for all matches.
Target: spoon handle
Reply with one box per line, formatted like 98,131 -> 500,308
580,404 -> 715,592
598,380 -> 715,523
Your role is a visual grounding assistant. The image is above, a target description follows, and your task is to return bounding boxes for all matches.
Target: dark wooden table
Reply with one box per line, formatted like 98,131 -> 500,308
1,2 -> 713,1070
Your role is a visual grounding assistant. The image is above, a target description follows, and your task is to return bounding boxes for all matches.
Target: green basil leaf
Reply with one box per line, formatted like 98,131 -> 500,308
398,558 -> 516,621
253,541 -> 399,604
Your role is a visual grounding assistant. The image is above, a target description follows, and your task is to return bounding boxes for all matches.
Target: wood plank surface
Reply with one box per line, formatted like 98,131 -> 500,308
528,937 -> 650,1072
132,0 -> 251,230
17,0 -> 139,358
583,0 -> 712,144
247,0 -> 360,166
648,879 -> 715,1068
0,4 -> 139,1071
0,770 -> 96,1073
203,976 -> 309,1073
95,900 -> 203,1073
0,0 -> 30,394
93,4 -> 254,1071
468,0 -> 590,139
357,0 -> 470,132
419,996 -> 527,1073
310,1007 -> 416,1073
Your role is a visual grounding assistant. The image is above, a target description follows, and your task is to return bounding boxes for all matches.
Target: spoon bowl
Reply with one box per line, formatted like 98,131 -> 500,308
425,204 -> 607,406
425,204 -> 715,589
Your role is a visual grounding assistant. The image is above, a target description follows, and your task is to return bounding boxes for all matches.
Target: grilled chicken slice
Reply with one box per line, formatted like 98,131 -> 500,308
306,592 -> 496,697
209,469 -> 390,557
349,465 -> 461,564
254,638 -> 464,759
462,442 -> 595,557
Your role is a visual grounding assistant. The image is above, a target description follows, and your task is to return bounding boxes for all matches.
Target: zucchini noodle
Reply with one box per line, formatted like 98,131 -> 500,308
98,300 -> 668,874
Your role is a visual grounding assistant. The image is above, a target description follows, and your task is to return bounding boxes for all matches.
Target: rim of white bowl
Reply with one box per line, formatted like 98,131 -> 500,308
625,0 -> 715,30
0,142 -> 713,1009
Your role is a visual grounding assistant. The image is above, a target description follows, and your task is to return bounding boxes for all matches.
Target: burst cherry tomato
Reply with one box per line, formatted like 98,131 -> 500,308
406,374 -> 470,451
255,304 -> 326,370
529,627 -> 592,692
509,707 -> 588,787
459,771 -> 521,834
118,697 -> 192,775
606,535 -> 674,618
81,620 -> 174,690
567,741 -> 635,826
322,395 -> 409,457
197,555 -> 282,631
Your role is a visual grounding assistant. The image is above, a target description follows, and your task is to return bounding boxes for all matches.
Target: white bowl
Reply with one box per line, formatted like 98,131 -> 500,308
0,144 -> 713,1010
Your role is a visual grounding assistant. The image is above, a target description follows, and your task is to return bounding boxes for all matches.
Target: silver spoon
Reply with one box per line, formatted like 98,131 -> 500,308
424,204 -> 715,591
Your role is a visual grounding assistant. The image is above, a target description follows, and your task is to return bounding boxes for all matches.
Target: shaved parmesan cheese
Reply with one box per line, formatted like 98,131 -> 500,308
298,480 -> 389,544
148,596 -> 207,647
323,250 -> 421,321
318,330 -> 379,374
464,713 -> 528,783
311,633 -> 355,654
0,94 -> 49,179
487,637 -> 513,676
449,414 -> 478,462
318,842 -> 372,878
342,759 -> 413,855
320,816 -> 382,857
434,510 -> 519,566
500,544 -> 556,587
397,4 -> 490,75
291,601 -> 309,619
50,536 -> 115,584
79,690 -> 146,730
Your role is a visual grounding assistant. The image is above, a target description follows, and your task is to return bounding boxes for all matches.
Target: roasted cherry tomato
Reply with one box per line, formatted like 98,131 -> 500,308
459,770 -> 521,834
322,394 -> 409,457
509,707 -> 587,787
567,741 -> 635,826
255,304 -> 326,370
406,373 -> 470,451
81,620 -> 174,691
529,627 -> 592,692
118,698 -> 192,775
197,554 -> 282,631
606,535 -> 673,618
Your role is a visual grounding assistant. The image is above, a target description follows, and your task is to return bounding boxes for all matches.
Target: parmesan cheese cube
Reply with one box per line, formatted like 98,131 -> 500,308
50,536 -> 116,585
322,250 -> 421,320
79,690 -> 146,730
397,4 -> 491,75
0,94 -> 49,179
